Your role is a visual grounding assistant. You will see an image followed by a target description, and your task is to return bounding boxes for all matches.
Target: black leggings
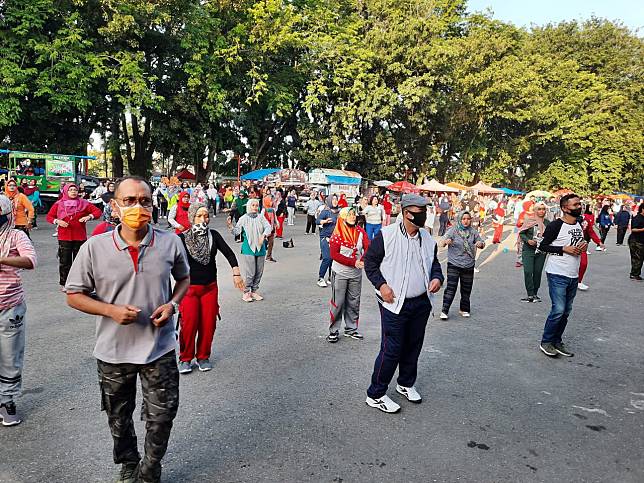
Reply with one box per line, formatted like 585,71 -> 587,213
442,262 -> 475,313
599,225 -> 611,243
306,214 -> 317,234
59,240 -> 84,286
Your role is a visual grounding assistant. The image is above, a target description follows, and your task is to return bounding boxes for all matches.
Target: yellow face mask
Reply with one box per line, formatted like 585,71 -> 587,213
119,205 -> 151,230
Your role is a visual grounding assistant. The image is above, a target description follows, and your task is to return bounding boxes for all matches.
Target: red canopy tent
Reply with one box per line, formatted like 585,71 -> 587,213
175,168 -> 196,180
388,180 -> 420,194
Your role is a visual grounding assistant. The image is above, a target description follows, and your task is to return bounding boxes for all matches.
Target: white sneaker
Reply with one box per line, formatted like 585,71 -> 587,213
250,292 -> 264,301
396,384 -> 422,403
365,395 -> 401,413
459,311 -> 470,317
578,282 -> 589,291
317,278 -> 328,287
595,246 -> 603,251
242,292 -> 254,302
439,312 -> 448,320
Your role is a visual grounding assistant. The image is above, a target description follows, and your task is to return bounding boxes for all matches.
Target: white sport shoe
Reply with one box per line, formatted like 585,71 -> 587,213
317,278 -> 328,287
242,292 -> 254,303
595,246 -> 603,251
459,311 -> 471,317
396,384 -> 422,403
365,395 -> 401,413
439,312 -> 449,320
578,282 -> 589,291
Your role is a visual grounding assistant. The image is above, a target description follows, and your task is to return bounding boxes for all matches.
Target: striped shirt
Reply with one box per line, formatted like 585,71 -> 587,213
0,230 -> 37,309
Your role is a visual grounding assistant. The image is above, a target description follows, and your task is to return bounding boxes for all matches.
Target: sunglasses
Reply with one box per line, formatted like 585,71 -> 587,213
115,196 -> 153,208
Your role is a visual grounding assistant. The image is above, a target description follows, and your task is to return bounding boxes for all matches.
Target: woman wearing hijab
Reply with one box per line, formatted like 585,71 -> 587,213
492,202 -> 506,244
228,198 -> 272,302
327,207 -> 369,342
46,183 -> 102,289
274,190 -> 287,238
597,205 -> 613,244
439,211 -> 485,319
316,195 -> 340,287
337,193 -> 348,209
519,202 -> 550,302
381,193 -> 392,226
177,203 -> 244,374
363,195 -> 385,240
578,204 -> 605,291
168,191 -> 191,234
4,179 -> 35,237
262,195 -> 278,262
0,194 -> 37,427
22,180 -> 40,228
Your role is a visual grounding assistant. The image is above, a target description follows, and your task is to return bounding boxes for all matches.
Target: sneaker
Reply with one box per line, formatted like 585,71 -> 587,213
521,296 -> 535,303
51,232 -> 58,237
439,312 -> 449,320
515,262 -> 523,268
343,330 -> 364,340
578,282 -> 589,291
178,361 -> 192,374
327,332 -> 339,343
533,295 -> 542,302
459,311 -> 470,318
250,292 -> 264,301
116,462 -> 140,483
539,343 -> 558,357
242,292 -> 254,302
197,359 -> 213,371
554,342 -> 574,357
396,384 -> 422,403
266,257 -> 277,262
595,246 -> 603,251
630,275 -> 643,281
0,401 -> 21,426
365,395 -> 401,413
317,278 -> 328,288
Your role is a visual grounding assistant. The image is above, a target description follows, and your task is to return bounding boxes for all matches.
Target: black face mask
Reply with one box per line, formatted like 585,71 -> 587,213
406,210 -> 427,228
567,207 -> 582,218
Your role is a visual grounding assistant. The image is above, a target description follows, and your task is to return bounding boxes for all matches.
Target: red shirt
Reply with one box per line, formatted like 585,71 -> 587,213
47,202 -> 103,241
91,221 -> 116,237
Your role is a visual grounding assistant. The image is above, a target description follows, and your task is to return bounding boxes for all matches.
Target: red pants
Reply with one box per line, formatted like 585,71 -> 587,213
276,215 -> 286,238
179,282 -> 219,362
579,250 -> 588,282
493,224 -> 503,244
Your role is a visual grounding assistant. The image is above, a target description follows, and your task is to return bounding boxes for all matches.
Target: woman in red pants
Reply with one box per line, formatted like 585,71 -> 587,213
177,202 -> 245,374
579,204 -> 605,291
492,203 -> 506,244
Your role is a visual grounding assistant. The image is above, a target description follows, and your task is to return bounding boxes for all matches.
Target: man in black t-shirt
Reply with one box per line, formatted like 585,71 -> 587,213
628,203 -> 644,281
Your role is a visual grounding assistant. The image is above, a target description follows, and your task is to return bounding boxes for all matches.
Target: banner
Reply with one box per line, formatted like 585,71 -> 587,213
45,159 -> 75,179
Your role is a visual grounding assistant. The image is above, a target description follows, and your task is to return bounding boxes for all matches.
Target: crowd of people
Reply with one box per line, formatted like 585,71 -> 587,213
0,172 -> 642,483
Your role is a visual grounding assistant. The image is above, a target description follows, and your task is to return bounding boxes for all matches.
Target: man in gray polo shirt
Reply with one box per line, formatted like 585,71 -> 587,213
66,176 -> 190,483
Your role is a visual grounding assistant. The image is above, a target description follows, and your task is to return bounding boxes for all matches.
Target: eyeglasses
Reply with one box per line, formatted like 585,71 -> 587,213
115,196 -> 153,208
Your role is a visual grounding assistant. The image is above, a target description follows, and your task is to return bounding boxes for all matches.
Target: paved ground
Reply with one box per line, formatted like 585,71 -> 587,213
1,214 -> 643,483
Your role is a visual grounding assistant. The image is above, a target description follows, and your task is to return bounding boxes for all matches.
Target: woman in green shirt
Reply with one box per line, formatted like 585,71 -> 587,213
519,202 -> 550,303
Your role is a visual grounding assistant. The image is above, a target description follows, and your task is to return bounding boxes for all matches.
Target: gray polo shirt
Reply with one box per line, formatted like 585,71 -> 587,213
65,225 -> 190,364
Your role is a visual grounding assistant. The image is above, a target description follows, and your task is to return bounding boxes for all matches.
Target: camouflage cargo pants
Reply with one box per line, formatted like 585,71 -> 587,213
97,350 -> 179,482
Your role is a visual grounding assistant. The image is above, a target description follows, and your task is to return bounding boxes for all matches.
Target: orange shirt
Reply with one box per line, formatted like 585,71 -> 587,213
7,192 -> 35,226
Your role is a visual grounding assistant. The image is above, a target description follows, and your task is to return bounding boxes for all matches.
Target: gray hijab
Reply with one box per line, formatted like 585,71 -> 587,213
183,203 -> 211,265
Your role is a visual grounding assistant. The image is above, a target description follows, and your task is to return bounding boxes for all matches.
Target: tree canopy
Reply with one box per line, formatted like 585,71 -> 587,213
1,0 -> 642,194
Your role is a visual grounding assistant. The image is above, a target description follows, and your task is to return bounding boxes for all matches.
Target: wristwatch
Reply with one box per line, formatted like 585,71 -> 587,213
169,301 -> 180,314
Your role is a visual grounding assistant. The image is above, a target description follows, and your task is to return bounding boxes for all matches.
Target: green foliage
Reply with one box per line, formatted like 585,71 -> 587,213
1,2 -> 642,193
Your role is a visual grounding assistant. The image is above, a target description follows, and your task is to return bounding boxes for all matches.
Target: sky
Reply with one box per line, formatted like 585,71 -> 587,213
466,0 -> 643,33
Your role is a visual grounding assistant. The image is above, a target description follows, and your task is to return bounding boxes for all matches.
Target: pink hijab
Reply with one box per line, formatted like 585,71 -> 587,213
57,183 -> 90,220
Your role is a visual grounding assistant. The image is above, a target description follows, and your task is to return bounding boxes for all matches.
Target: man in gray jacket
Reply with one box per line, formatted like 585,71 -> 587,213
364,194 -> 444,413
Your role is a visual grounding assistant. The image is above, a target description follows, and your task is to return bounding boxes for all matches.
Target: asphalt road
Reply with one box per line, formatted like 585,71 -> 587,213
1,214 -> 643,483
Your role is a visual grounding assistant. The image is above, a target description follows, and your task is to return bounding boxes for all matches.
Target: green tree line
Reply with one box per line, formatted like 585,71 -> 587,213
1,0 -> 642,193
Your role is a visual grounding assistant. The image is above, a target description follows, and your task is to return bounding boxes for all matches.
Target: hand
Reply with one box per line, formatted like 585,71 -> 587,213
476,241 -> 485,249
79,215 -> 92,223
27,222 -> 33,230
428,278 -> 442,293
355,260 -> 364,269
177,225 -> 185,232
233,274 -> 245,290
108,304 -> 141,325
150,303 -> 174,327
527,240 -> 537,247
599,243 -> 606,250
380,284 -> 395,304
259,236 -> 265,246
443,238 -> 453,246
57,219 -> 69,228
563,245 -> 583,256
577,240 -> 589,251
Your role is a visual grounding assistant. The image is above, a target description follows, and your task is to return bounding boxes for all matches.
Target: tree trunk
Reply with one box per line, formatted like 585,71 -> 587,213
110,109 -> 124,178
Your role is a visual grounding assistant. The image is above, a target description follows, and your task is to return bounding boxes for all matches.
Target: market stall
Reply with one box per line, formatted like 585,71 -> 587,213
307,168 -> 362,198
418,178 -> 458,193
